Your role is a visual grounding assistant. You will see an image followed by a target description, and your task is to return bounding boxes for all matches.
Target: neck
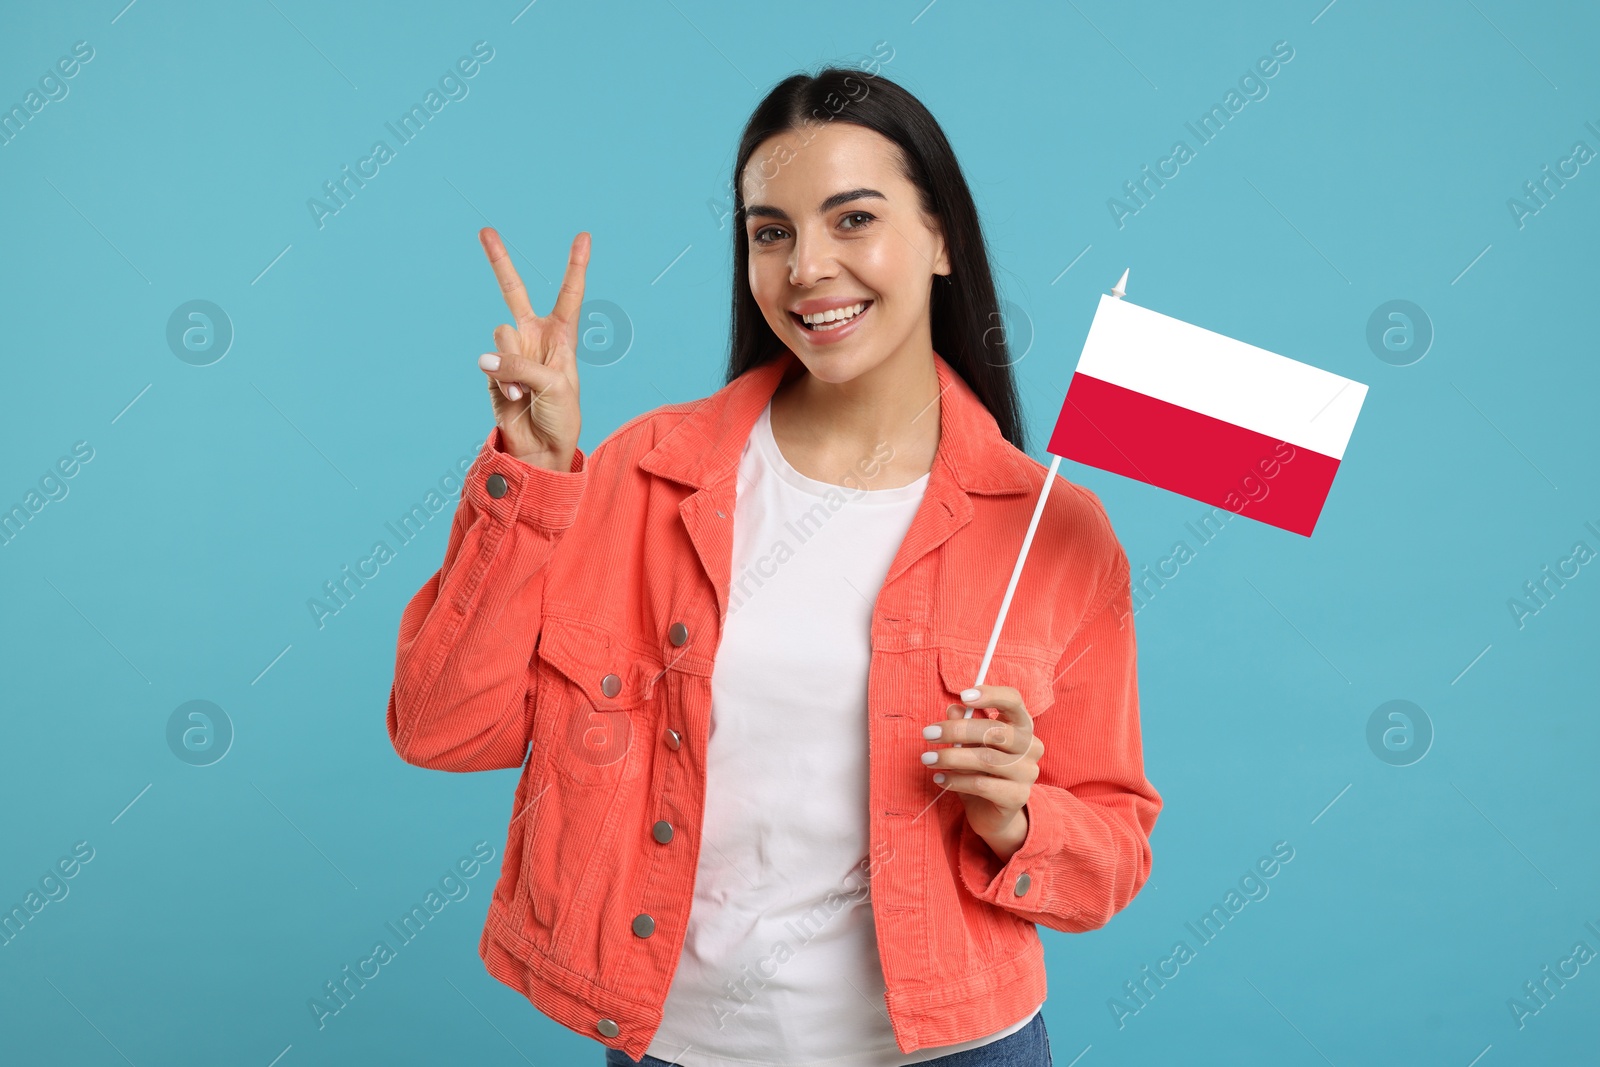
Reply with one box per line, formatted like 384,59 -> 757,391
768,338 -> 942,489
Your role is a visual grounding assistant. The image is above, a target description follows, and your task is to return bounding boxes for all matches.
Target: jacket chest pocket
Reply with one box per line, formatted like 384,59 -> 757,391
534,615 -> 658,786
936,643 -> 1057,722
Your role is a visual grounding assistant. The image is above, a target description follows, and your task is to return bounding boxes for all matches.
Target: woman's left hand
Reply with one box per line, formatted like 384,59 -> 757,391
920,685 -> 1043,862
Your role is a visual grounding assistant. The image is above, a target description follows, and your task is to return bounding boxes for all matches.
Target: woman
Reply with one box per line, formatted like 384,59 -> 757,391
388,66 -> 1161,1066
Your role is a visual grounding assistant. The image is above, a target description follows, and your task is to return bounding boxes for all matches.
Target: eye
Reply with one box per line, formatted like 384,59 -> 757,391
752,225 -> 789,246
840,210 -> 875,231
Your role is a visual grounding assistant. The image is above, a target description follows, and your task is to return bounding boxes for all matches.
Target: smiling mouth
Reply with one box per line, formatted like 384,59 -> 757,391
791,300 -> 873,332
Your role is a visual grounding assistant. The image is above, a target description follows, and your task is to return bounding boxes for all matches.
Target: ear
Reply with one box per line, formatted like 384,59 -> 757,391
932,225 -> 952,279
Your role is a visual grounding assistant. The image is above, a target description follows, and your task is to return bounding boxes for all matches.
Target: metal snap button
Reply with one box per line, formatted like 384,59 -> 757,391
601,673 -> 621,698
668,621 -> 688,646
596,1018 -> 620,1038
652,820 -> 673,844
485,473 -> 508,498
1013,872 -> 1032,897
663,728 -> 681,751
632,913 -> 655,938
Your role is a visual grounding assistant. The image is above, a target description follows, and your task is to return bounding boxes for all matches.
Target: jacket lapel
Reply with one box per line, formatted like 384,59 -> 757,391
637,349 -> 1039,626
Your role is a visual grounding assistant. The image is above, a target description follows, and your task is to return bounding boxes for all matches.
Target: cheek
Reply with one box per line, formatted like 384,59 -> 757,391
826,252 -> 889,315
854,236 -> 927,307
747,257 -> 785,312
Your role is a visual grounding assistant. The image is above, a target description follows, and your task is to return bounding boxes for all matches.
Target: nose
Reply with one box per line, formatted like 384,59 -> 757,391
788,227 -> 837,288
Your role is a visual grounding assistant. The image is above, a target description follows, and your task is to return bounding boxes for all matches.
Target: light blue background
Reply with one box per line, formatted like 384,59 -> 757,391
2,1 -> 1597,1064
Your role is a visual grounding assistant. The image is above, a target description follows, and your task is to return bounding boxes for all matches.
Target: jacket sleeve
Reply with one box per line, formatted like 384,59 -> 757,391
955,544 -> 1162,932
386,426 -> 588,773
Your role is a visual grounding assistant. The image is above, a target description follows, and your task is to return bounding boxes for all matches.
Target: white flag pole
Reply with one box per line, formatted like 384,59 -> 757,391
954,269 -> 1129,743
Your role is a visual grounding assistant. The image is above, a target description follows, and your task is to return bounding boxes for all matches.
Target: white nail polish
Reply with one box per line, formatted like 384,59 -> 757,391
507,384 -> 522,401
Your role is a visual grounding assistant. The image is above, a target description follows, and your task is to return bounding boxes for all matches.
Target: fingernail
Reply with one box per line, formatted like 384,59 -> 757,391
961,688 -> 980,703
479,353 -> 501,371
507,384 -> 522,401
932,773 -> 945,784
920,751 -> 938,765
922,724 -> 941,740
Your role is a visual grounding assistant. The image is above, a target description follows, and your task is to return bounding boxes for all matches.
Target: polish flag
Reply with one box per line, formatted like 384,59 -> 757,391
1046,276 -> 1368,537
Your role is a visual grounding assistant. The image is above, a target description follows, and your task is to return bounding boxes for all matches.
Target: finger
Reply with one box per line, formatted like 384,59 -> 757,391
928,713 -> 1028,754
547,231 -> 591,326
482,358 -> 521,402
492,325 -> 523,400
478,351 -> 561,401
924,739 -> 1034,779
950,683 -> 1028,754
958,684 -> 1031,730
479,227 -> 537,325
928,771 -> 1028,805
493,323 -> 522,357
487,370 -> 521,403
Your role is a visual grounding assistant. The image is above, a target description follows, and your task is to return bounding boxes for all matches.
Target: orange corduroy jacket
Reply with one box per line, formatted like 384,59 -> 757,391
386,347 -> 1161,1059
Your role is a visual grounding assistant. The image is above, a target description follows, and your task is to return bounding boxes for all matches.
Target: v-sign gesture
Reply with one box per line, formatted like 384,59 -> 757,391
476,227 -> 590,471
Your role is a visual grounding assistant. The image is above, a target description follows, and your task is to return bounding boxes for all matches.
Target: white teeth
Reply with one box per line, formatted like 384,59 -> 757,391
800,302 -> 866,327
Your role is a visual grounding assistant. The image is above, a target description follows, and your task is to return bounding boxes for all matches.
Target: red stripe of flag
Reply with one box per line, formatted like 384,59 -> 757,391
1048,373 -> 1341,537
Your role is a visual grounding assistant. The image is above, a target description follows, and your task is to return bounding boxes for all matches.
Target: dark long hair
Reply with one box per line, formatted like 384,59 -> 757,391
725,65 -> 1027,452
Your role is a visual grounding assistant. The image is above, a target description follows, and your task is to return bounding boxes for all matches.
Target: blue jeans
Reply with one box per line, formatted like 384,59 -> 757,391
603,1010 -> 1052,1066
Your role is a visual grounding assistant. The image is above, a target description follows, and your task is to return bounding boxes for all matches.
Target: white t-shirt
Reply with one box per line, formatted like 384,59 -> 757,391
646,399 -> 1041,1066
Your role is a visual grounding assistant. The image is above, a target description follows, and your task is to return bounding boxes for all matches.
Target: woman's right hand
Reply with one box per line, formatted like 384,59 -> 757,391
477,227 -> 590,471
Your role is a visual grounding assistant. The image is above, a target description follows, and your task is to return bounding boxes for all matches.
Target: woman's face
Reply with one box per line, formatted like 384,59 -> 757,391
741,121 -> 950,385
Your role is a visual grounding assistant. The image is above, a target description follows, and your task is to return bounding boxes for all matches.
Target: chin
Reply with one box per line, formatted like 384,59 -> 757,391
787,346 -> 880,384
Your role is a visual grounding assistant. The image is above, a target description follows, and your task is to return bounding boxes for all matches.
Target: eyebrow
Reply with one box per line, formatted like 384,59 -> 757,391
743,187 -> 887,224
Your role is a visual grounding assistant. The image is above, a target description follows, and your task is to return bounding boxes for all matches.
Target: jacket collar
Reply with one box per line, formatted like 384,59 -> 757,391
638,348 -> 1036,496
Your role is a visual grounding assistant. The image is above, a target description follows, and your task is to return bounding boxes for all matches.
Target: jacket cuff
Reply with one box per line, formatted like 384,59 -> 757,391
464,426 -> 587,531
956,789 -> 1076,920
